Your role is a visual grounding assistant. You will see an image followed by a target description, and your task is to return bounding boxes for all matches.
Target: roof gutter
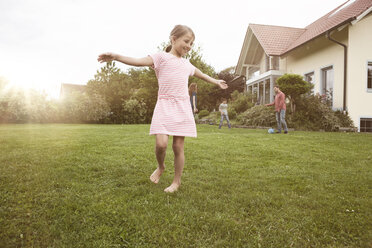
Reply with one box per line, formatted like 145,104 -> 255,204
281,18 -> 354,56
326,31 -> 347,111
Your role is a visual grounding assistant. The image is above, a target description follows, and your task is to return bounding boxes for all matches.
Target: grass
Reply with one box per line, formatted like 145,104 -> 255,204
0,124 -> 371,247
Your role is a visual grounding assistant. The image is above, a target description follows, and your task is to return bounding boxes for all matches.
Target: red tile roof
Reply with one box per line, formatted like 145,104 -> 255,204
249,0 -> 372,56
249,24 -> 305,56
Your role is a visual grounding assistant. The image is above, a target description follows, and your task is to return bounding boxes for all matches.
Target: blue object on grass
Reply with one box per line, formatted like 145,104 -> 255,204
268,128 -> 275,134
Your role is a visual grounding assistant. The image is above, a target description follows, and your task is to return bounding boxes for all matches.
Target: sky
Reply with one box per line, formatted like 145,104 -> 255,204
0,0 -> 347,98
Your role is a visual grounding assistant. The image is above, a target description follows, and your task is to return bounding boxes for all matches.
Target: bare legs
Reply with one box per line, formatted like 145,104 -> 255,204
164,136 -> 184,193
150,135 -> 185,193
150,134 -> 168,184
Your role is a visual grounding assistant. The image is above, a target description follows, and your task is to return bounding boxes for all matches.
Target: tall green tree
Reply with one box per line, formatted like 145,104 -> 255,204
87,62 -> 133,123
127,68 -> 158,123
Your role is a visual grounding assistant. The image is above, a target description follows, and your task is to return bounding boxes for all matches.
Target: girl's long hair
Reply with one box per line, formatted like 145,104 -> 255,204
189,83 -> 197,95
165,25 -> 195,53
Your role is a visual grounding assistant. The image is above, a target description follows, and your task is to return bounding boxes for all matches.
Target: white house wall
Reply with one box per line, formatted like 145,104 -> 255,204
259,52 -> 266,74
348,13 -> 372,130
282,28 -> 348,112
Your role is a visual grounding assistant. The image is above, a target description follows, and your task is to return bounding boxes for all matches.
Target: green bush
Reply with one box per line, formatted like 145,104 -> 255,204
215,111 -> 221,119
227,107 -> 237,120
122,98 -> 147,124
290,95 -> 354,131
198,109 -> 210,119
229,90 -> 254,113
237,105 -> 276,127
334,110 -> 354,127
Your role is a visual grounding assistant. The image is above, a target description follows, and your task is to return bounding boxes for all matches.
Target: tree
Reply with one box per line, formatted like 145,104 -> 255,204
0,77 -> 10,122
229,90 -> 254,114
122,98 -> 147,124
87,61 -> 133,123
217,67 -> 245,97
59,91 -> 110,123
276,74 -> 313,115
127,67 -> 158,123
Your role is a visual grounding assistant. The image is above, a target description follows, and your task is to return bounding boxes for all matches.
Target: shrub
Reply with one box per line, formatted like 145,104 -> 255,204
227,107 -> 237,120
198,109 -> 210,119
237,105 -> 276,127
334,110 -> 354,127
291,95 -> 354,131
215,111 -> 221,119
229,90 -> 254,113
59,91 -> 110,123
122,98 -> 147,124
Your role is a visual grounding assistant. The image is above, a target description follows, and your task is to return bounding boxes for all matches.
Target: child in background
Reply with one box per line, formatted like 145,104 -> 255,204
98,25 -> 228,193
218,98 -> 231,129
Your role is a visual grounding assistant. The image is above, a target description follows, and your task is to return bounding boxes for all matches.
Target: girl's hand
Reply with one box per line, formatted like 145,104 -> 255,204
97,52 -> 117,63
194,108 -> 198,113
217,80 -> 228,89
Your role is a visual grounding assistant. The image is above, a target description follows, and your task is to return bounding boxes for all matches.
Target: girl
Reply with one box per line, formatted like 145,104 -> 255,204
189,83 -> 198,115
98,25 -> 227,193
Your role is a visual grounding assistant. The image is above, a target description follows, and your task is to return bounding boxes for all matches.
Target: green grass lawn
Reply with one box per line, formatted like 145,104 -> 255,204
0,124 -> 371,247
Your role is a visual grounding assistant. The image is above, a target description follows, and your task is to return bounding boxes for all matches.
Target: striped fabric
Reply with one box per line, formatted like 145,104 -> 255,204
149,52 -> 197,137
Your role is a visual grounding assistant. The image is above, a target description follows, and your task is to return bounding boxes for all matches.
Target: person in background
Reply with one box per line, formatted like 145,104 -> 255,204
265,85 -> 288,134
218,98 -> 231,129
189,83 -> 198,116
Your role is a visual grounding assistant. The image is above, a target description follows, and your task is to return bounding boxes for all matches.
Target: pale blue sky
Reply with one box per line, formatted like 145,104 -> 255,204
0,0 -> 347,98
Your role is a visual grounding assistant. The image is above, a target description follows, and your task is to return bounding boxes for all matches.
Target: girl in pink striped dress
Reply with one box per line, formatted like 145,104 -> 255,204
98,25 -> 227,193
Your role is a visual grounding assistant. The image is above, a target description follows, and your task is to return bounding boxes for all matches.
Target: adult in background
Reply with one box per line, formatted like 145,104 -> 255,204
265,85 -> 288,134
189,83 -> 198,115
218,98 -> 231,129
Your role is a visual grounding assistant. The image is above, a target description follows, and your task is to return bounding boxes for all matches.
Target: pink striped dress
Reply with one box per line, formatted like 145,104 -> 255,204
149,52 -> 197,137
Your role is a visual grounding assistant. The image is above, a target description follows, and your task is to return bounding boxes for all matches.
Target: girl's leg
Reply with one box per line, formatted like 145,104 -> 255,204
150,134 -> 168,184
164,136 -> 185,193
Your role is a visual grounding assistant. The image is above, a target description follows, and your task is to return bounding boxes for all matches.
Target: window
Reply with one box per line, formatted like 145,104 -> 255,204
305,72 -> 315,94
368,62 -> 372,90
360,118 -> 372,133
322,66 -> 334,106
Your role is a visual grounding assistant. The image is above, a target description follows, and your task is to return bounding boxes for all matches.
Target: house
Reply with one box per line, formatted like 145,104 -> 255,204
59,83 -> 86,99
235,0 -> 372,132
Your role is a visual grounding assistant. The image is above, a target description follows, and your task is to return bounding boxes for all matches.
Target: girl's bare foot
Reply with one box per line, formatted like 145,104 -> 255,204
164,182 -> 180,193
150,167 -> 164,184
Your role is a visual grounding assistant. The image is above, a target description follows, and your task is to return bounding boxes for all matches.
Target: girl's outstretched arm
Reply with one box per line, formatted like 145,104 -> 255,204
97,52 -> 153,67
194,68 -> 228,89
